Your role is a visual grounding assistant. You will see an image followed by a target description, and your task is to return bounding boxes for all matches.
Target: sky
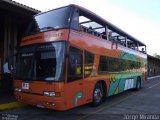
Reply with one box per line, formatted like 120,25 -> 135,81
14,0 -> 160,56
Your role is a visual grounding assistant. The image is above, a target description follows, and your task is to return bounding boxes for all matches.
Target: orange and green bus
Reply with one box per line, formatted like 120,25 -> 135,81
14,4 -> 147,111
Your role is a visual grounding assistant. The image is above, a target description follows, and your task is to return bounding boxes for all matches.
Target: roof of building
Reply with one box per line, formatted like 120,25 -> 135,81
1,0 -> 40,13
147,54 -> 160,61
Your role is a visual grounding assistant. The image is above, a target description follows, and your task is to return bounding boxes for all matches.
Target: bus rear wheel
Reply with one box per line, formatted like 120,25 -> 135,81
92,83 -> 103,106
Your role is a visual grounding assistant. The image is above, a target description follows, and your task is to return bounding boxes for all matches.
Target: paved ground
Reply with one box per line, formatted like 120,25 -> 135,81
0,76 -> 160,120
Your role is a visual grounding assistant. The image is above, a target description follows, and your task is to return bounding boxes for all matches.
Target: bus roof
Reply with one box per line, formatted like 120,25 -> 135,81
36,4 -> 146,47
70,4 -> 146,47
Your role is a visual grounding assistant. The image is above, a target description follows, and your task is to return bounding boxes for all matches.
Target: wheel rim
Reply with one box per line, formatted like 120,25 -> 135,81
94,88 -> 102,103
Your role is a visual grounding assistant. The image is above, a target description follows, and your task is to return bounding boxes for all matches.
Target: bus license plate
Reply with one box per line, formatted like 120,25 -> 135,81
22,83 -> 29,90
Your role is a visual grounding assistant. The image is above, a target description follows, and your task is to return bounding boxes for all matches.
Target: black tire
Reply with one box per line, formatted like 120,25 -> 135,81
135,77 -> 141,91
101,83 -> 107,102
92,83 -> 103,106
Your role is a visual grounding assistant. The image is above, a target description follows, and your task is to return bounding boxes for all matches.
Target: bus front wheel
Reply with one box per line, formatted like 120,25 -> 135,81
92,83 -> 103,106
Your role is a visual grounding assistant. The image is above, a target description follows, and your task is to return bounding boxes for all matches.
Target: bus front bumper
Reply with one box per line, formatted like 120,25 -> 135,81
14,92 -> 66,111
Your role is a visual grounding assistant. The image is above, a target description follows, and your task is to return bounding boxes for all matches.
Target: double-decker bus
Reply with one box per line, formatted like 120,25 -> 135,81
14,4 -> 147,111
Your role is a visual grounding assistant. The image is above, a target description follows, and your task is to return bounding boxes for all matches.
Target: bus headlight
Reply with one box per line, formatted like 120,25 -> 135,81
15,88 -> 21,92
44,92 -> 55,97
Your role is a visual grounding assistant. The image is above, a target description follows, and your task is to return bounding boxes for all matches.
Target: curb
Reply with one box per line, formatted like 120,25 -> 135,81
147,75 -> 160,80
0,102 -> 26,111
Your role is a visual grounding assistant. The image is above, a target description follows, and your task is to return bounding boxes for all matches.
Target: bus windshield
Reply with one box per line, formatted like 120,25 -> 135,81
15,42 -> 66,82
25,6 -> 72,36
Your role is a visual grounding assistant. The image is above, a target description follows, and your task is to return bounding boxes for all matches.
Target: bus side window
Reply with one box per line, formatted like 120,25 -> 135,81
98,56 -> 109,74
84,51 -> 94,77
68,46 -> 83,82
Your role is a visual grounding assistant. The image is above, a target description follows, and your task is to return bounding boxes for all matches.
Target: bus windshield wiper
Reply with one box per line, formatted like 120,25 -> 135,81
40,27 -> 55,31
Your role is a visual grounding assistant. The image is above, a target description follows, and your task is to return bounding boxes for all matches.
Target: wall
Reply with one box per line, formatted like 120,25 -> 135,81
148,55 -> 160,77
0,15 -> 4,79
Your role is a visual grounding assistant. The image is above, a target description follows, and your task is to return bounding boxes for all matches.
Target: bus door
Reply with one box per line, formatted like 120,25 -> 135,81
65,46 -> 84,108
